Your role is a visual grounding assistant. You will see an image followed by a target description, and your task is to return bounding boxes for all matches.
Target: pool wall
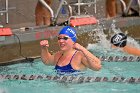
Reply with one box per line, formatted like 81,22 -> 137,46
0,0 -> 140,63
1,17 -> 140,63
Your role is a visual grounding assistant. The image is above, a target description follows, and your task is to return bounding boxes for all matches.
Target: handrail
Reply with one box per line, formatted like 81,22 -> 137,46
119,0 -> 126,12
120,0 -> 140,16
38,0 -> 97,25
38,0 -> 54,18
70,2 -> 96,6
138,0 -> 140,15
0,0 -> 9,23
67,5 -> 73,17
70,0 -> 97,15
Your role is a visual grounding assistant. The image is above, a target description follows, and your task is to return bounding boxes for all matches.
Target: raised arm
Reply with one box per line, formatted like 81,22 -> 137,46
40,40 -> 55,65
73,43 -> 102,71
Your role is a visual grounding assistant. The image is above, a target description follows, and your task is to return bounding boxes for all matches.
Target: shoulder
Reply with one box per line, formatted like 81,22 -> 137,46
75,51 -> 87,61
75,50 -> 84,58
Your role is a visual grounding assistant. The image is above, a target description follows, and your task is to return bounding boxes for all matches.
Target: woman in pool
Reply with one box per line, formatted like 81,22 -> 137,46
40,26 -> 102,74
110,33 -> 140,56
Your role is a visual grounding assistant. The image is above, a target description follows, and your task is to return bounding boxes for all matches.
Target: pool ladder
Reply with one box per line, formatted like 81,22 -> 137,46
120,0 -> 140,16
0,0 -> 8,23
0,0 -> 16,24
38,0 -> 97,26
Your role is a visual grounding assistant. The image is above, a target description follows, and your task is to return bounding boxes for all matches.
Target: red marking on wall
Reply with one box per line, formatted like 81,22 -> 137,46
35,32 -> 42,40
44,31 -> 51,39
35,30 -> 58,40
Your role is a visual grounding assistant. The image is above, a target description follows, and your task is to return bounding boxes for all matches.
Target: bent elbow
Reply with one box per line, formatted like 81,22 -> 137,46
95,65 -> 102,71
95,60 -> 102,71
92,64 -> 102,71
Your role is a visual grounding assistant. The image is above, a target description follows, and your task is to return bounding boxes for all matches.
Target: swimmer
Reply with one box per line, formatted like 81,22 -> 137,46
110,33 -> 140,56
40,26 -> 102,74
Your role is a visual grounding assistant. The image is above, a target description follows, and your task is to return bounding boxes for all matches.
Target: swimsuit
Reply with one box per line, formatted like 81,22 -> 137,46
55,51 -> 79,74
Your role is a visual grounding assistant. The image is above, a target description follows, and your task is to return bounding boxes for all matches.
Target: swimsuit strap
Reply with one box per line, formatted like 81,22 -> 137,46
69,50 -> 78,63
56,53 -> 63,65
56,50 -> 78,64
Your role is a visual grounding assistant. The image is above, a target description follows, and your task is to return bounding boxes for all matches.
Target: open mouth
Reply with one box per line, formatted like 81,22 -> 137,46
59,43 -> 65,48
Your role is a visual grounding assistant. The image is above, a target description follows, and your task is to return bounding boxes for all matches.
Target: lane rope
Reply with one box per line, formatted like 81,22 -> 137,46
0,74 -> 140,84
98,56 -> 140,62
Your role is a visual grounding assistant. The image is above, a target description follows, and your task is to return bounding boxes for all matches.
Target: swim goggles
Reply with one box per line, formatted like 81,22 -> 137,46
57,36 -> 70,40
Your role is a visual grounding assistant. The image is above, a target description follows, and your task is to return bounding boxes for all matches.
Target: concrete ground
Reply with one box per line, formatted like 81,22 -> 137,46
0,0 -> 106,28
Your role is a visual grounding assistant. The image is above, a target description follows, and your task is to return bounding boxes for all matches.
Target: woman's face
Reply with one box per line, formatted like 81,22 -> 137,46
57,34 -> 74,51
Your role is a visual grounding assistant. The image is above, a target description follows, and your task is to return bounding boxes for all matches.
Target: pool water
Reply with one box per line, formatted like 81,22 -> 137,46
0,44 -> 140,93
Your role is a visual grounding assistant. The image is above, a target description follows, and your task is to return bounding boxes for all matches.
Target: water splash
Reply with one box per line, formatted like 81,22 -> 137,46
108,20 -> 122,36
86,20 -> 139,57
0,88 -> 8,93
93,21 -> 110,49
127,37 -> 140,49
109,20 -> 140,48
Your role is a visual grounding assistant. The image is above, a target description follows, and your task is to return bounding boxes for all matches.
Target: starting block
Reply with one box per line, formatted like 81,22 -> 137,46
0,28 -> 13,36
70,16 -> 97,27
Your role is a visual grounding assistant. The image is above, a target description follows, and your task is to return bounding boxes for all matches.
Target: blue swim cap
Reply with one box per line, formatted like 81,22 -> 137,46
59,26 -> 77,42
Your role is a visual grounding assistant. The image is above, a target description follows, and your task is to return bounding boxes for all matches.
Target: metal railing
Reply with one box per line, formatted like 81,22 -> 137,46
0,0 -> 8,23
38,0 -> 97,25
70,0 -> 97,15
120,0 -> 140,16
